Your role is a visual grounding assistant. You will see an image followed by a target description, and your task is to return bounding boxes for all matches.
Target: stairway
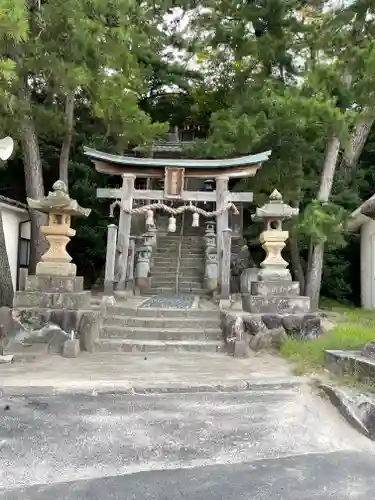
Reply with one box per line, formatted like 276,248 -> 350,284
149,235 -> 206,295
95,214 -> 222,353
97,298 -> 223,353
147,213 -> 207,295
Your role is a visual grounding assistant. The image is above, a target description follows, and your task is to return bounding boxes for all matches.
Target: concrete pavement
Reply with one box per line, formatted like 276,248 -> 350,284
2,452 -> 374,499
1,379 -> 375,498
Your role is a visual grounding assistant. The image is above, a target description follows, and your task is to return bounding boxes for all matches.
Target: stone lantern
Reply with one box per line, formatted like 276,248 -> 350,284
252,189 -> 299,281
27,180 -> 91,277
241,189 -> 311,314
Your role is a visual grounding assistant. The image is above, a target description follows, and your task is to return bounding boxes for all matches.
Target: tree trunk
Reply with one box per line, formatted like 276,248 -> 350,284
0,209 -> 14,307
340,113 -> 374,183
305,135 -> 340,311
289,229 -> 305,294
59,91 -> 75,187
19,93 -> 47,274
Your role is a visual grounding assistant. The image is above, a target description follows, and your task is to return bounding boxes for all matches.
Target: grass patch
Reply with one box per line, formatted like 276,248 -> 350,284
280,324 -> 375,374
320,299 -> 375,326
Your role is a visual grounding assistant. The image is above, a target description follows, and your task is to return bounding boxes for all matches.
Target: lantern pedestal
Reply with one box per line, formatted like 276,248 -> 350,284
36,219 -> 77,277
257,230 -> 292,281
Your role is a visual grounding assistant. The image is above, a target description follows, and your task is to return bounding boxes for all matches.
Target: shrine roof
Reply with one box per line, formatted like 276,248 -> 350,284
83,147 -> 271,169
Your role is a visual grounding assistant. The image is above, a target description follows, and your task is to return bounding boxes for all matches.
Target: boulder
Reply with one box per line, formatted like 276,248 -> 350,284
249,328 -> 287,352
242,315 -> 267,336
362,340 -> 375,359
262,314 -> 283,330
300,316 -> 323,340
0,307 -> 28,354
282,314 -> 303,338
77,311 -> 100,352
13,324 -> 70,354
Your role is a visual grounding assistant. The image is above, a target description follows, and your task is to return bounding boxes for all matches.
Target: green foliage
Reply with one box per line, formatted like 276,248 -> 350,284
280,323 -> 375,373
297,200 -> 349,245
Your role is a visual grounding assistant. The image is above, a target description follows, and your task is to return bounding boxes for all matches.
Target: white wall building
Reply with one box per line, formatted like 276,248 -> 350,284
0,196 -> 31,291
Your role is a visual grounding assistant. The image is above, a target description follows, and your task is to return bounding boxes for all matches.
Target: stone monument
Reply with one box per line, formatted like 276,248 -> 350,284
242,190 -> 310,314
13,181 -> 100,353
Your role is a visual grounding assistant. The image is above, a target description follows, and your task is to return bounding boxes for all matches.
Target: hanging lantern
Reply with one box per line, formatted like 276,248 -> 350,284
192,212 -> 199,227
168,215 -> 176,233
146,209 -> 154,226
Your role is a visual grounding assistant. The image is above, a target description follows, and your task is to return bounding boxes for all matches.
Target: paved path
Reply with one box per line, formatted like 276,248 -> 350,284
0,352 -> 293,392
0,353 -> 375,498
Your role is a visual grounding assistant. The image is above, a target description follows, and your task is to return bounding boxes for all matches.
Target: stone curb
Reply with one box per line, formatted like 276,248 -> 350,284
0,378 -> 304,398
318,383 -> 371,439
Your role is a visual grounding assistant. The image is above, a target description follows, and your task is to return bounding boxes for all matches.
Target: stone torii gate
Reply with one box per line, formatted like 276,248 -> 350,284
84,147 -> 271,297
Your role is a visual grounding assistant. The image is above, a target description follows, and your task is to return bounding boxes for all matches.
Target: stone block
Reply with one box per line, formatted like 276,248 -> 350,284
25,275 -> 84,293
234,339 -> 251,358
251,281 -> 300,297
242,294 -> 310,314
63,339 -> 80,358
36,261 -> 76,277
257,267 -> 292,282
77,310 -> 100,352
240,267 -> 259,294
14,291 -> 90,310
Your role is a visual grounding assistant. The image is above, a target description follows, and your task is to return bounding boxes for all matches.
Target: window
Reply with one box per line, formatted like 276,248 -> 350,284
19,238 -> 30,267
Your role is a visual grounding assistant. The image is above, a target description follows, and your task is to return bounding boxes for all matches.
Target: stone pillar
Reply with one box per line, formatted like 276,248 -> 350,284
126,236 -> 136,291
117,174 -> 135,290
221,228 -> 232,299
104,224 -> 118,294
134,246 -> 152,295
216,175 -> 229,290
205,222 -> 218,292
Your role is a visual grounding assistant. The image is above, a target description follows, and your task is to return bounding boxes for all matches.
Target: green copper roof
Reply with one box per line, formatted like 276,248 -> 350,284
84,147 -> 271,169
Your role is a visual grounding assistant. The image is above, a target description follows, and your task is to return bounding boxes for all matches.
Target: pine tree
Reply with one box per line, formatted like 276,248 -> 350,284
0,0 -> 185,271
0,0 -> 28,306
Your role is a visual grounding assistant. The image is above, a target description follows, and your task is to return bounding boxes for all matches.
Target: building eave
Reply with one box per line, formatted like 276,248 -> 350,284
0,195 -> 28,214
84,146 -> 272,170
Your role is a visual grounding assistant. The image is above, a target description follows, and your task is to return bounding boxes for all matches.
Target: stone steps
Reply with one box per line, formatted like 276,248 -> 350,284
155,258 -> 203,265
105,305 -> 219,319
98,299 -> 222,352
151,279 -> 202,287
100,325 -> 221,341
147,287 -> 207,295
151,271 -> 202,279
96,339 -> 222,353
103,315 -> 220,329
